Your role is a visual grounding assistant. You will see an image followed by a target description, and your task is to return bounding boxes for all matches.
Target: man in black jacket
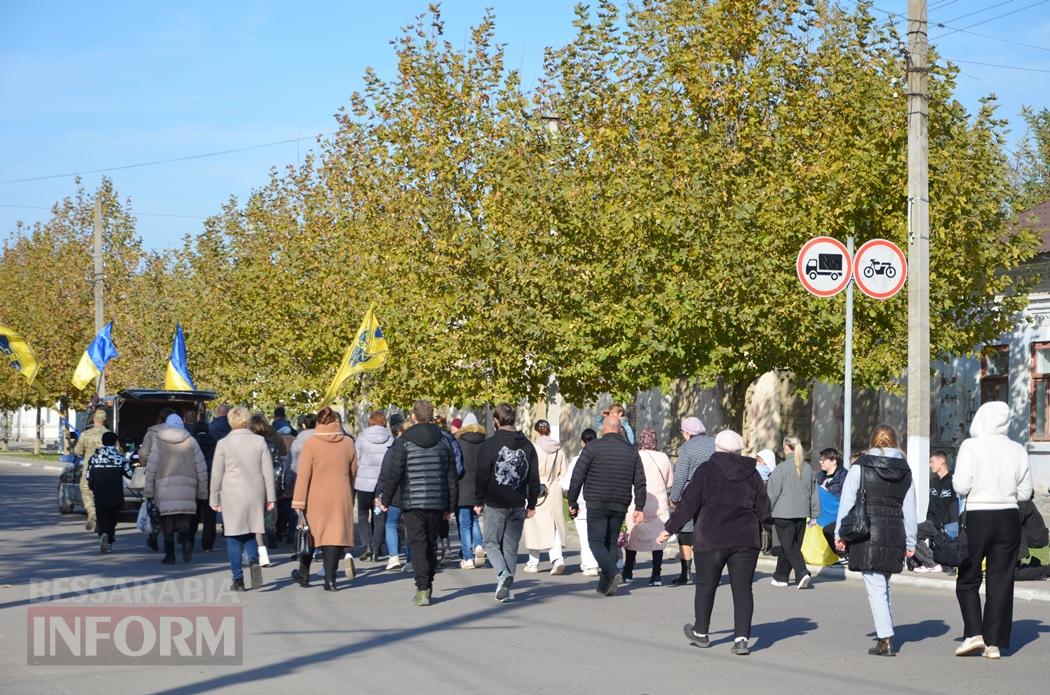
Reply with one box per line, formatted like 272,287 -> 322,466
474,403 -> 540,602
377,400 -> 457,606
913,451 -> 960,573
568,414 -> 646,596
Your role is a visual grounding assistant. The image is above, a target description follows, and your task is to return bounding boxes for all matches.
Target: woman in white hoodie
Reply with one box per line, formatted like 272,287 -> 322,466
354,411 -> 393,561
523,420 -> 567,574
953,401 -> 1033,659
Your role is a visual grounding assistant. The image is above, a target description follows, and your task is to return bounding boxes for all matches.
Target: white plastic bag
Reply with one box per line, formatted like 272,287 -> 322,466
136,502 -> 152,533
257,544 -> 271,567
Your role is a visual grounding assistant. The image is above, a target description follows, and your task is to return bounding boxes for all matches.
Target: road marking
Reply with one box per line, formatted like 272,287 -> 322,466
42,465 -> 63,472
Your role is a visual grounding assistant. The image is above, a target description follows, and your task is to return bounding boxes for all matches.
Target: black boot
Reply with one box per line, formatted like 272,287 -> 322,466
146,532 -> 159,551
868,638 -> 895,657
322,546 -> 341,591
161,536 -> 176,565
291,555 -> 311,587
671,556 -> 691,586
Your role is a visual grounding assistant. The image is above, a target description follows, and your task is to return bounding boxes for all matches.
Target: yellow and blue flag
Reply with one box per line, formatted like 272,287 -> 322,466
164,323 -> 196,391
319,305 -> 389,406
0,324 -> 40,387
72,321 -> 118,390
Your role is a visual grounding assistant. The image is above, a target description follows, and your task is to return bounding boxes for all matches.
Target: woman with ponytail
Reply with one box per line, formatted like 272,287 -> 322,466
767,436 -> 820,589
834,425 -> 917,657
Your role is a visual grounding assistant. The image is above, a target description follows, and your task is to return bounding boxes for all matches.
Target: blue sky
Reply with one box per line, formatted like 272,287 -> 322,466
1,1 -> 1048,250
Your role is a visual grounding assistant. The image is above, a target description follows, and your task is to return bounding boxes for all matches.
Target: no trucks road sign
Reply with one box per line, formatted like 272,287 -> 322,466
797,236 -> 852,297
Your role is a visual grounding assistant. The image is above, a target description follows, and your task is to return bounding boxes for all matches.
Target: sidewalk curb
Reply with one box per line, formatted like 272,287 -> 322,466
754,556 -> 1050,603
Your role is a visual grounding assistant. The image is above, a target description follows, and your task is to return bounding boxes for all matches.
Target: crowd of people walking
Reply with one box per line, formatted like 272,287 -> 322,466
77,397 -> 1046,659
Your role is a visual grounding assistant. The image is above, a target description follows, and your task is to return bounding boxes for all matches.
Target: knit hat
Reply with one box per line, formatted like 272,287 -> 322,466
462,412 -> 479,427
165,413 -> 185,429
681,417 -> 705,436
714,430 -> 744,453
755,449 -> 776,468
451,417 -> 463,429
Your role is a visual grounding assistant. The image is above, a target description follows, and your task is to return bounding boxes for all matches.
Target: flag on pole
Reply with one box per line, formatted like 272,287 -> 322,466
72,321 -> 118,390
164,323 -> 196,391
319,305 -> 389,406
0,324 -> 40,387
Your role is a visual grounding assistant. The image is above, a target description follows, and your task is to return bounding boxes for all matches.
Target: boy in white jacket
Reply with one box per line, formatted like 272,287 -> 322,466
953,401 -> 1033,659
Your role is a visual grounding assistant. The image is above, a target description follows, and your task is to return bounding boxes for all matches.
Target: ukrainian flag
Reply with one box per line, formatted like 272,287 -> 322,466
319,305 -> 389,406
72,321 -> 118,390
164,323 -> 196,391
0,324 -> 40,386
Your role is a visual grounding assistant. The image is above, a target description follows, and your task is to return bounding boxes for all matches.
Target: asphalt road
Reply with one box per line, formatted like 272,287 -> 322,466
1,463 -> 1047,695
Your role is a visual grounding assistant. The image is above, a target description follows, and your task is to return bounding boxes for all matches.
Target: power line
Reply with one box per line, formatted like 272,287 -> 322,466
933,0 -> 1049,38
0,204 -> 207,219
953,59 -> 1050,74
941,0 -> 1018,25
0,132 -> 329,186
933,24 -> 1050,53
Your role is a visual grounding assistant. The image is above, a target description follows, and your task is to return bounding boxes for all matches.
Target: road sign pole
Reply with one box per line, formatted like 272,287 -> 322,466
844,236 -> 854,466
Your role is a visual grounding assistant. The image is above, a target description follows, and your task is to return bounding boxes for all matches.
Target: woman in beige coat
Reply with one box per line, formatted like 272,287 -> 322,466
210,406 -> 276,591
144,413 -> 208,566
624,427 -> 672,585
523,420 -> 567,575
291,407 -> 357,592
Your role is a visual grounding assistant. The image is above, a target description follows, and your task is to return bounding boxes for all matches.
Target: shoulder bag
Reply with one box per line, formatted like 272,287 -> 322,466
838,466 -> 871,544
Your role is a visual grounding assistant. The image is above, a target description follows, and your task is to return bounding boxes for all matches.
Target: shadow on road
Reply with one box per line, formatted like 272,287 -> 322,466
1011,619 -> 1050,653
893,619 -> 951,650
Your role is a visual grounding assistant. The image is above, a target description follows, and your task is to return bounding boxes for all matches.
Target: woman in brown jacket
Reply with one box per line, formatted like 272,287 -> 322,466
291,407 -> 358,591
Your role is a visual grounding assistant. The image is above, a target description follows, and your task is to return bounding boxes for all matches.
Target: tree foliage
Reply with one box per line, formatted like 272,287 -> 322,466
0,1 -> 1038,414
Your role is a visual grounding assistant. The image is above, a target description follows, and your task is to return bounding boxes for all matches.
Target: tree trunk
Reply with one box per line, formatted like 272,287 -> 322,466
1,411 -> 9,451
34,406 -> 42,455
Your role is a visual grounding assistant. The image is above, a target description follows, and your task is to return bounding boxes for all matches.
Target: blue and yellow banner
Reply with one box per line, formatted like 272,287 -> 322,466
0,324 -> 40,387
319,305 -> 389,406
164,323 -> 196,391
72,321 -> 118,390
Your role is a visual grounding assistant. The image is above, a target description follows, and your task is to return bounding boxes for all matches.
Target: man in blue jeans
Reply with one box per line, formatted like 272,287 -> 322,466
568,414 -> 646,597
475,403 -> 540,602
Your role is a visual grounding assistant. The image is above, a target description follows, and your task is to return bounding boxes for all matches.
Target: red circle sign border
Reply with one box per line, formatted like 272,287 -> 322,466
796,236 -> 852,298
853,238 -> 908,300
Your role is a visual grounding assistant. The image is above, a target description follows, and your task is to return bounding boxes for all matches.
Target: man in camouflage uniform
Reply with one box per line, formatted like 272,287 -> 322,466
74,409 -> 111,531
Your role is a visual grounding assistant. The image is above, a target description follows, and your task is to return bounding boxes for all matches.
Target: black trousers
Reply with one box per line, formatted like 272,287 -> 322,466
191,500 -> 217,551
623,549 -> 663,579
913,520 -> 940,567
96,505 -> 119,542
300,545 -> 343,584
773,518 -> 808,582
956,509 -> 1021,648
587,508 -> 626,581
694,547 -> 759,639
404,509 -> 443,590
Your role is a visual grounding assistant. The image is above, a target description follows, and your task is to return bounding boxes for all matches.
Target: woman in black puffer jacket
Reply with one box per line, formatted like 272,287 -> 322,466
834,425 -> 917,657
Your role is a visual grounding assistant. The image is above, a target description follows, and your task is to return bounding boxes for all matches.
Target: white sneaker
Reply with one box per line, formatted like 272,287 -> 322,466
984,646 -> 1001,660
914,564 -> 942,573
797,574 -> 812,590
955,635 -> 986,656
459,559 -> 475,569
385,556 -> 403,571
474,545 -> 487,561
550,559 -> 566,575
523,563 -> 539,573
771,579 -> 790,587
582,567 -> 600,577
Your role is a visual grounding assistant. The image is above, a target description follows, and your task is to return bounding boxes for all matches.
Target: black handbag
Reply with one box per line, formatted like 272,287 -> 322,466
932,513 -> 969,567
838,467 -> 871,543
294,511 -> 314,559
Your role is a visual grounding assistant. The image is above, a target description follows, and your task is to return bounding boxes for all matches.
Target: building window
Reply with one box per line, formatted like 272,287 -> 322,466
980,345 -> 1009,405
1031,343 -> 1050,440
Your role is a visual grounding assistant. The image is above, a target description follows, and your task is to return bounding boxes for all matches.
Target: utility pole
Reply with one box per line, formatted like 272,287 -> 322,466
93,198 -> 106,397
907,0 -> 930,519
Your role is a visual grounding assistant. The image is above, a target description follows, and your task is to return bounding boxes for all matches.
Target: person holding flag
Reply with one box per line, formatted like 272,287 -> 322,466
319,305 -> 388,406
71,321 -> 119,532
165,324 -> 196,391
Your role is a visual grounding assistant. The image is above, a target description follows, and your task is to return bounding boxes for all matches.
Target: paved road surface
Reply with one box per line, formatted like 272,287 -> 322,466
1,465 -> 1047,695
